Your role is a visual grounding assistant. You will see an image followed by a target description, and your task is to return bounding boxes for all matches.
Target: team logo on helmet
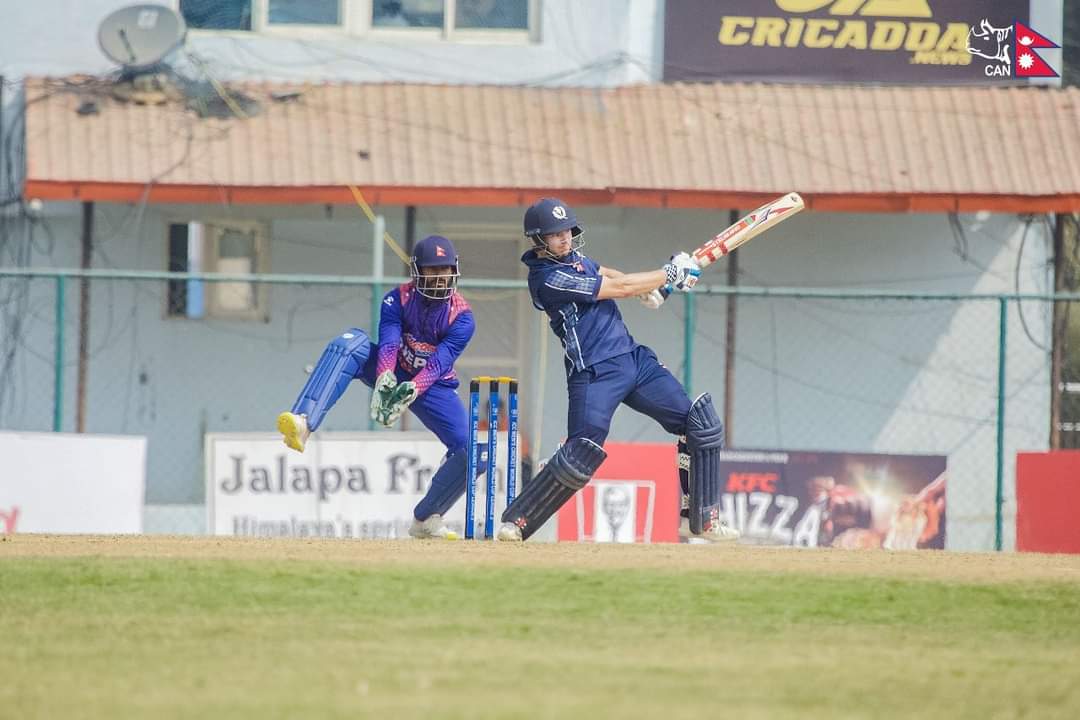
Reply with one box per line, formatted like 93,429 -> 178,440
552,206 -> 567,220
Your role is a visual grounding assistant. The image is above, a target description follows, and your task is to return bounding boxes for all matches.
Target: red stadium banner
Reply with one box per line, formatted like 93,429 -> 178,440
1016,451 -> 1080,554
557,442 -> 680,543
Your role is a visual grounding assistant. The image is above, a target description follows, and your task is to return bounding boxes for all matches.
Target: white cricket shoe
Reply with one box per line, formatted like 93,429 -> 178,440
408,514 -> 459,540
679,517 -> 741,543
277,411 -> 310,453
496,522 -> 523,542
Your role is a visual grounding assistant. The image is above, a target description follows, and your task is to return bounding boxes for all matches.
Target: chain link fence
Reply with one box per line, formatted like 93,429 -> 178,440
0,269 -> 1060,550
686,288 -> 1051,552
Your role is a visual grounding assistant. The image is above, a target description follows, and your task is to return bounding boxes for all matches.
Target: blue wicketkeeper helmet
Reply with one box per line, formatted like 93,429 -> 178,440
410,234 -> 460,300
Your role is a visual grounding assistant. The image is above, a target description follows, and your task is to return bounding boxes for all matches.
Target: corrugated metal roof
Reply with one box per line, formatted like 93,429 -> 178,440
22,77 -> 1080,209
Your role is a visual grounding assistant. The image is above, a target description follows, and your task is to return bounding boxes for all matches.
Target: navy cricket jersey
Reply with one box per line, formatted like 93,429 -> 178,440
522,249 -> 637,373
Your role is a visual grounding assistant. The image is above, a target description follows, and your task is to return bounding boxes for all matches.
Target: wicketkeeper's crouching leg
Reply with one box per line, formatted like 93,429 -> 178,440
413,447 -> 485,520
496,438 -> 607,541
277,329 -> 371,453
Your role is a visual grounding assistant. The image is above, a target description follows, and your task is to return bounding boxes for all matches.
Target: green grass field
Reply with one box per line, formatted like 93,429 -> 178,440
2,536 -> 1080,719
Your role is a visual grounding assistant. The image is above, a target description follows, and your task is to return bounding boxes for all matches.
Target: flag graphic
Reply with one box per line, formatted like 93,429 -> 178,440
1014,21 -> 1059,78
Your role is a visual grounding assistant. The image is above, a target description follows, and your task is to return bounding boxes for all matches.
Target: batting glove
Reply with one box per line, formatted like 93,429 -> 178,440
639,289 -> 665,310
664,252 -> 700,292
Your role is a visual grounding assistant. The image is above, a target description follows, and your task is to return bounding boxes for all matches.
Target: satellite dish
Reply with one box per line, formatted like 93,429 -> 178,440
98,4 -> 187,70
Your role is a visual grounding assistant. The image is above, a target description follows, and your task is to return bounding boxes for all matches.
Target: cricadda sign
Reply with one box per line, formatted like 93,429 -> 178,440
206,432 -> 513,539
663,0 -> 1030,83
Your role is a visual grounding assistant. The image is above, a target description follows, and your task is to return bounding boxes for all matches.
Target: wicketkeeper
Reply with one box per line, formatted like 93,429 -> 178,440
496,198 -> 740,543
277,234 -> 476,540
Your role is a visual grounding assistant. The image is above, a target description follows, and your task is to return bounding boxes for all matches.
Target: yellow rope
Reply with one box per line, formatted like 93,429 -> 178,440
186,52 -> 249,120
348,185 -> 411,265
206,74 -> 248,119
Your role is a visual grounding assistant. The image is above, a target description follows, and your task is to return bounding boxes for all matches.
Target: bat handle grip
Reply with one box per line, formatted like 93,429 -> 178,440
658,284 -> 673,300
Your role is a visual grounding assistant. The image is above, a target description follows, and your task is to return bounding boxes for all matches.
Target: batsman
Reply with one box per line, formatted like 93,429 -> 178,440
277,235 -> 475,540
496,198 -> 740,543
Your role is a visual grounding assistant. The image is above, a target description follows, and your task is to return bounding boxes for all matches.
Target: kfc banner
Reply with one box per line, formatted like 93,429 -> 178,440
557,442 -> 681,544
717,449 -> 945,549
206,431 -> 516,539
663,0 -> 1031,83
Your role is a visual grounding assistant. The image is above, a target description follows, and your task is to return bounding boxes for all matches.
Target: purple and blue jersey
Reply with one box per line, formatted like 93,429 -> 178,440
522,249 -> 637,373
375,283 -> 475,393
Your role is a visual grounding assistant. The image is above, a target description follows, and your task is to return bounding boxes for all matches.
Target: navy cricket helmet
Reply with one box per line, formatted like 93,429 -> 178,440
523,197 -> 585,256
410,234 -> 459,300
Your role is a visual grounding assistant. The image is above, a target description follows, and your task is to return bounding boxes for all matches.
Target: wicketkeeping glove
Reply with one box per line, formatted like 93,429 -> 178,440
379,381 -> 418,426
371,370 -> 418,427
370,370 -> 398,422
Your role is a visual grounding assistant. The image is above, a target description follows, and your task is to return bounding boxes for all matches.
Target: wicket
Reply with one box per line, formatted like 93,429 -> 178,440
464,376 -> 519,539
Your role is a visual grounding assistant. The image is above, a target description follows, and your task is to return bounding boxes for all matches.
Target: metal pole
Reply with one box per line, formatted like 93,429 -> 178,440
401,206 -> 416,432
76,202 -> 93,433
53,275 -> 65,432
995,297 -> 1007,552
723,210 -> 739,443
1050,213 -> 1067,448
369,215 -> 385,431
404,205 -> 416,256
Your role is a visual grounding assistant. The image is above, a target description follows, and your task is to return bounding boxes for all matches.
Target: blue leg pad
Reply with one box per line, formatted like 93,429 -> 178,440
291,329 -> 370,431
501,438 -> 606,541
686,393 -> 724,534
414,448 -> 473,520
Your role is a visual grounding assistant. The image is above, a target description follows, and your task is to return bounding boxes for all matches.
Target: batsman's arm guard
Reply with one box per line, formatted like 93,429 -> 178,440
685,393 -> 724,535
291,329 -> 371,431
500,437 -> 606,541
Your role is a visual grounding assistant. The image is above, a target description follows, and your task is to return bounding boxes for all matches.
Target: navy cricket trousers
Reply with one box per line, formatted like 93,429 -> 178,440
566,345 -> 692,446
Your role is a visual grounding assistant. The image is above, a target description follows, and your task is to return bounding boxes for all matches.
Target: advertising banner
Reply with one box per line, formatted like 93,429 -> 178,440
557,442 -> 680,544
206,431 -> 516,539
717,449 -> 946,549
0,431 -> 146,534
663,0 -> 1033,83
1016,451 -> 1080,554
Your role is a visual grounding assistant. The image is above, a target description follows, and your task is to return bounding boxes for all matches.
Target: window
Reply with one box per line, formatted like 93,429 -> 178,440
372,0 -> 530,33
167,220 -> 270,321
268,0 -> 341,26
178,0 -> 535,39
180,0 -> 253,31
455,0 -> 528,30
179,0 -> 345,31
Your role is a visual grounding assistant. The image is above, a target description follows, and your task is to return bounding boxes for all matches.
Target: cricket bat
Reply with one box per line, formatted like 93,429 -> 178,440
655,192 -> 805,303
